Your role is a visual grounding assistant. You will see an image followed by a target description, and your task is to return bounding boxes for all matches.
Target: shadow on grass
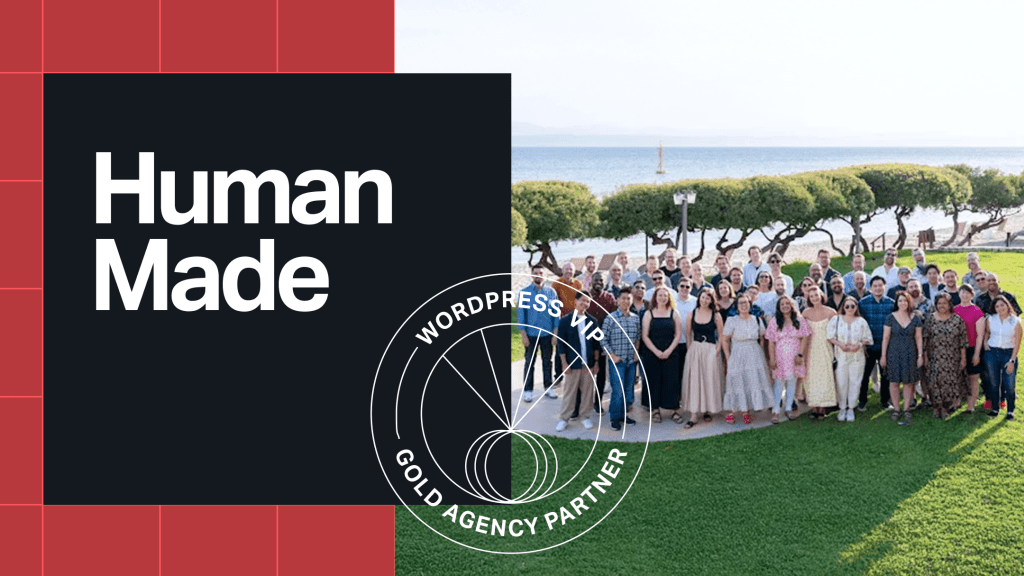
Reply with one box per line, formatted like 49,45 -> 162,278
836,414 -> 1023,576
397,395 -> 1020,575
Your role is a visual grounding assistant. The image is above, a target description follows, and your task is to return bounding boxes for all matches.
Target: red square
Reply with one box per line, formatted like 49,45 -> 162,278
162,0 -> 275,72
0,183 -> 42,288
0,0 -> 41,72
279,505 -> 394,575
0,399 -> 42,504
0,291 -> 42,397
161,506 -> 275,576
43,0 -> 158,72
0,74 -> 42,180
44,506 -> 159,576
0,506 -> 41,575
280,0 -> 394,72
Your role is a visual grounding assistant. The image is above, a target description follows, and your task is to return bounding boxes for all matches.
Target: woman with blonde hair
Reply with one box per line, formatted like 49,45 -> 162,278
802,285 -> 837,419
641,285 -> 684,424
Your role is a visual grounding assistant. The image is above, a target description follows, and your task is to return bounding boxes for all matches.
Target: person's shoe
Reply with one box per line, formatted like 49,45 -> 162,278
625,416 -> 637,425
924,398 -> 932,409
847,410 -> 855,422
582,419 -> 594,430
836,409 -> 846,422
555,420 -> 567,432
988,409 -> 1000,417
611,420 -> 622,431
884,403 -> 894,411
856,401 -> 867,412
545,388 -> 558,399
909,399 -> 920,411
1006,412 -> 1015,421
899,412 -> 912,426
523,391 -> 534,403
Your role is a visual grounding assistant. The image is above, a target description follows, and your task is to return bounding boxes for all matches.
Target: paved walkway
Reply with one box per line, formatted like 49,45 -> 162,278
510,359 -> 817,443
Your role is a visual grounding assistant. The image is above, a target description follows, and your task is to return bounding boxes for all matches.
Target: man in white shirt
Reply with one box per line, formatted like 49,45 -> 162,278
742,245 -> 772,287
911,247 -> 928,283
872,248 -> 900,290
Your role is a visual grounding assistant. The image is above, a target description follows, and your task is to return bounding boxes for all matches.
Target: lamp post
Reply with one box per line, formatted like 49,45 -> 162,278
673,189 -> 697,255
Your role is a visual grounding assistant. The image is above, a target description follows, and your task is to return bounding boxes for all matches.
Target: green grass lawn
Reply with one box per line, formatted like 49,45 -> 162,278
396,251 -> 1023,575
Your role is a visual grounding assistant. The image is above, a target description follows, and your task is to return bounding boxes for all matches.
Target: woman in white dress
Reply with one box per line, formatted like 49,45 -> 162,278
722,294 -> 773,425
826,295 -> 873,422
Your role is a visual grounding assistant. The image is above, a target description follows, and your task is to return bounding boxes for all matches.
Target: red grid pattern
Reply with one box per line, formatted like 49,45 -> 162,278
0,1 -> 395,574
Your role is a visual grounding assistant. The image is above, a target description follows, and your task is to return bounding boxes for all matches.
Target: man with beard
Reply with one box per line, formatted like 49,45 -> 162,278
847,271 -> 870,300
517,265 -> 559,402
941,269 -> 961,306
843,253 -> 867,294
906,278 -> 935,317
660,247 -> 682,285
808,263 -> 828,295
710,253 -> 731,288
974,272 -> 1022,315
911,247 -> 929,283
579,254 -> 598,290
872,248 -> 900,290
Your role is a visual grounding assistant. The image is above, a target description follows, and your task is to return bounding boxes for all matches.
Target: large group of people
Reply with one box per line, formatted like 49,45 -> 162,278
518,247 -> 1021,432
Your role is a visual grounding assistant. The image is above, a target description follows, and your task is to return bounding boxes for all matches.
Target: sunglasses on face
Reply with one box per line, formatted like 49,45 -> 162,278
844,304 -> 857,309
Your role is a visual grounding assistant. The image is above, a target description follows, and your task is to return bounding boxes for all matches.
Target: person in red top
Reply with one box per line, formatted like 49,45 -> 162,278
553,262 -> 583,316
954,283 -> 985,412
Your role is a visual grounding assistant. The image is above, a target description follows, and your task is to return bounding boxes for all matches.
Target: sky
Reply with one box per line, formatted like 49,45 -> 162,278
396,0 -> 1024,146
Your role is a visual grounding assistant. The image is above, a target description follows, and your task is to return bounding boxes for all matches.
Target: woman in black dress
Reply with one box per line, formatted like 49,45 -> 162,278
641,286 -> 684,424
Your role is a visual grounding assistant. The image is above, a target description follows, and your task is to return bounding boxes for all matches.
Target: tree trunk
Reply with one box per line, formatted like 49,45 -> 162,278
849,219 -> 863,255
534,243 -> 561,276
693,228 -> 708,263
958,215 -> 1005,247
942,208 -> 960,247
893,207 -> 912,249
715,228 -> 753,255
650,234 -> 674,248
813,226 -> 846,257
761,225 -> 811,258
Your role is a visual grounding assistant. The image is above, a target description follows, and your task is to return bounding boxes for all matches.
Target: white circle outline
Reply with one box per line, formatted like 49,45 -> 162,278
421,324 -> 599,505
369,272 -> 652,555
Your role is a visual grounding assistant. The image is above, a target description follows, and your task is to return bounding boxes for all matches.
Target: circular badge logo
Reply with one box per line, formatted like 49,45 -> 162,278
370,273 -> 650,554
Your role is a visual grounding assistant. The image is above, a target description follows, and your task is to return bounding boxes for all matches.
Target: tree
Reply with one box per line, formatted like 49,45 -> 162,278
597,183 -> 677,249
807,169 -> 876,255
683,178 -> 747,262
957,168 -> 1023,246
941,164 -> 976,246
511,207 -> 527,246
852,164 -> 967,249
511,180 -> 600,275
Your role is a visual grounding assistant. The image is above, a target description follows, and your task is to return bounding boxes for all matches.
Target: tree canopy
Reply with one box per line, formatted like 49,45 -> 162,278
511,180 -> 599,274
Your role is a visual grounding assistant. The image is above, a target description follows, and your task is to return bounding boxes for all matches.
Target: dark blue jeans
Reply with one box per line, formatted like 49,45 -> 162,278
523,335 -> 553,392
984,347 -> 1017,413
608,360 -> 636,422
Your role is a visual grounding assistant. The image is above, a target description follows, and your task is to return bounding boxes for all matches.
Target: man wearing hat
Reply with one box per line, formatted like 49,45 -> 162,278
886,266 -> 913,300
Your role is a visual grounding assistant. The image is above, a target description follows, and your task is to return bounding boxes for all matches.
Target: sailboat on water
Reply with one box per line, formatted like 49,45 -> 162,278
656,142 -> 666,174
